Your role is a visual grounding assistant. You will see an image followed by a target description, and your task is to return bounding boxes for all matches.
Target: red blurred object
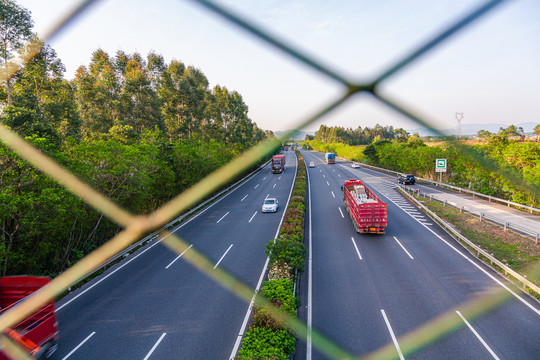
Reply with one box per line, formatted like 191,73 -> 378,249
0,276 -> 58,359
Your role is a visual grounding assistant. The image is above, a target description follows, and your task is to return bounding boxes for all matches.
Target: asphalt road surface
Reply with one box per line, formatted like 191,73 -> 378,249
51,151 -> 297,360
297,150 -> 540,360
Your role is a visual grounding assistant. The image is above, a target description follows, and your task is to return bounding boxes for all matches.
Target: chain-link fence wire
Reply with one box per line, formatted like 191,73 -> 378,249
0,0 -> 539,358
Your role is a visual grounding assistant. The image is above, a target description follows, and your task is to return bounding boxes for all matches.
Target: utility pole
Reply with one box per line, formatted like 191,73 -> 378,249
455,112 -> 464,139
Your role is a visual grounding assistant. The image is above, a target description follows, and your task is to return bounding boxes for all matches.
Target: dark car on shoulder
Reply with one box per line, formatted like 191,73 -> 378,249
398,174 -> 416,185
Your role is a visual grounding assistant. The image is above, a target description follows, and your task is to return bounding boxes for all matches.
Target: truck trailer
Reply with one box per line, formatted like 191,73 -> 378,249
343,179 -> 388,234
0,276 -> 59,359
271,154 -> 286,174
324,153 -> 336,164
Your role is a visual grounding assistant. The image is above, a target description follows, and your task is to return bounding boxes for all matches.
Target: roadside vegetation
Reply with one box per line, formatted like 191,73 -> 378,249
0,1 -> 273,277
303,124 -> 540,208
237,150 -> 307,360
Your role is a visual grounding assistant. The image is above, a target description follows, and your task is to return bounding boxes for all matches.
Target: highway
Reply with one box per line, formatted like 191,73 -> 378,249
297,150 -> 540,360
50,151 -> 297,359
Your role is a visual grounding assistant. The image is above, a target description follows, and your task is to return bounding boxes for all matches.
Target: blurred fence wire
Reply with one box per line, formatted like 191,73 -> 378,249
0,0 -> 539,359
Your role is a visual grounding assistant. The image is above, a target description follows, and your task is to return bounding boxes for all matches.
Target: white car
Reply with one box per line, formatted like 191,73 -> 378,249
262,198 -> 279,213
309,162 -> 315,168
351,162 -> 360,168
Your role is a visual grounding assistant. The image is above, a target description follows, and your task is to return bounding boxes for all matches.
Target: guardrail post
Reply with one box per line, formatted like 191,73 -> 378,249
504,222 -> 508,232
536,233 -> 538,245
460,206 -> 463,213
443,200 -> 447,207
479,213 -> 483,222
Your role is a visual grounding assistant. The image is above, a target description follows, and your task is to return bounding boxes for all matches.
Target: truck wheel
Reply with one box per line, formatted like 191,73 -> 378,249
44,340 -> 58,358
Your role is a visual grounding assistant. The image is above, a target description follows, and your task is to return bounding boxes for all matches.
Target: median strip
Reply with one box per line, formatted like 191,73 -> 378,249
235,150 -> 307,360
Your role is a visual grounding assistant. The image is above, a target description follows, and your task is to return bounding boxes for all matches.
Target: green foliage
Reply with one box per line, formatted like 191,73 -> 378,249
259,279 -> 299,316
313,124 -> 407,145
318,136 -> 539,207
237,327 -> 296,360
304,139 -> 366,162
0,0 -> 33,106
266,238 -> 307,274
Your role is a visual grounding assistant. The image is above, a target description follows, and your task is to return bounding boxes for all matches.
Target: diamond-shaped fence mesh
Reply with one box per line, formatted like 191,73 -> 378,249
0,0 -> 538,358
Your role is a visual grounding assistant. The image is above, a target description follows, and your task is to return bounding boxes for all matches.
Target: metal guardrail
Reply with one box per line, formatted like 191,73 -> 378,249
398,187 -> 540,297
400,185 -> 540,245
336,156 -> 540,215
66,160 -> 271,292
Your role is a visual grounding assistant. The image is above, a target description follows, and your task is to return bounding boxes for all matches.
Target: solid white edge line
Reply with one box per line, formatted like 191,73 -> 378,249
393,236 -> 414,260
143,333 -> 167,360
338,207 -> 344,218
216,211 -> 230,223
381,310 -> 405,360
307,154 -> 313,360
456,311 -> 500,360
165,244 -> 193,269
230,151 -> 298,359
61,331 -> 96,360
241,194 -> 248,202
351,237 -> 362,260
248,211 -> 257,223
214,244 -> 233,269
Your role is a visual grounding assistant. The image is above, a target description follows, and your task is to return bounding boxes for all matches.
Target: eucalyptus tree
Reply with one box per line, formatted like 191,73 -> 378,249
10,37 -> 80,139
0,0 -> 33,106
118,53 -> 162,134
73,49 -> 120,137
160,61 -> 208,139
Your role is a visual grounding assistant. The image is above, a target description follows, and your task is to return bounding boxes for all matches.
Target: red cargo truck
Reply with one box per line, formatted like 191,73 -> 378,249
0,276 -> 59,359
271,154 -> 286,174
343,179 -> 388,234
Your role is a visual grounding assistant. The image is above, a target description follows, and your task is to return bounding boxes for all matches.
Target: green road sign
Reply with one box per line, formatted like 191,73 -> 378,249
436,158 -> 447,172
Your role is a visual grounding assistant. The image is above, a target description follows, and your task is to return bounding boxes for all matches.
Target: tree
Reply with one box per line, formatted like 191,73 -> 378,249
535,124 -> 540,142
117,53 -> 162,134
73,49 -> 120,137
477,129 -> 492,142
0,0 -> 34,106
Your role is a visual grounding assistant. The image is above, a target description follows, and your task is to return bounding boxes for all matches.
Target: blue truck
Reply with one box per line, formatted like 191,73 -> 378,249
324,152 -> 336,164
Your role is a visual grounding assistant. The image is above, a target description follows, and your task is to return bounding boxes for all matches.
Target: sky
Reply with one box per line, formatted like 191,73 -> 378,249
15,0 -> 540,133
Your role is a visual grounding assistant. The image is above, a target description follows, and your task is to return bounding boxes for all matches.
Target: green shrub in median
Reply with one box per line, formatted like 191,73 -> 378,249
236,327 -> 296,360
266,238 -> 307,275
237,150 -> 307,359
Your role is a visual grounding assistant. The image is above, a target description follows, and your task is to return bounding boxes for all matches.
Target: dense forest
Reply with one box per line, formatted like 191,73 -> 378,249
305,124 -> 411,145
0,1 -> 272,276
304,124 -> 540,207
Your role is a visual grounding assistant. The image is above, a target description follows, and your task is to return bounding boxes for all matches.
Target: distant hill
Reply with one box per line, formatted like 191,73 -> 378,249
273,130 -> 315,141
409,122 -> 538,137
